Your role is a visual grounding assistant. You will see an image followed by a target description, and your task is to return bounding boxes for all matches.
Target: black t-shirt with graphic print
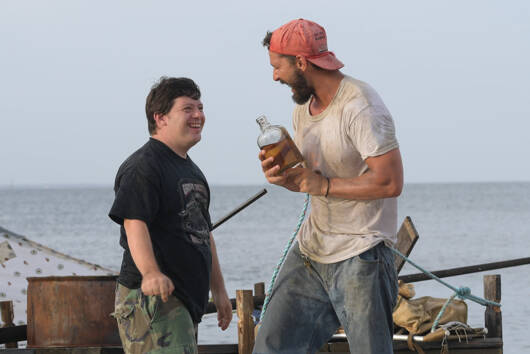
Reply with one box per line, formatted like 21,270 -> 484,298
109,138 -> 213,323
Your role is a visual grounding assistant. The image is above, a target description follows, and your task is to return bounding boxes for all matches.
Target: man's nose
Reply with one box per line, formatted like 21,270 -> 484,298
273,71 -> 279,81
193,109 -> 204,118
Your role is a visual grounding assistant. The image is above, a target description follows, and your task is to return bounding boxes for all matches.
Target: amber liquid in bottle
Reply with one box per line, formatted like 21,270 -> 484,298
256,115 -> 303,173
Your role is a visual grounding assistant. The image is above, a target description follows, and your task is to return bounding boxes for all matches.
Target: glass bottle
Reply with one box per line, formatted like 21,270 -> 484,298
256,115 -> 304,173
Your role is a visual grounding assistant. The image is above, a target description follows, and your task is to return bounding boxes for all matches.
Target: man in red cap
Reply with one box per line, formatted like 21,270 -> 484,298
255,19 -> 403,354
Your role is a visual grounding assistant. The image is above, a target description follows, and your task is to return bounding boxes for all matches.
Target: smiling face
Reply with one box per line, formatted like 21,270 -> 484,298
269,51 -> 314,104
154,96 -> 205,157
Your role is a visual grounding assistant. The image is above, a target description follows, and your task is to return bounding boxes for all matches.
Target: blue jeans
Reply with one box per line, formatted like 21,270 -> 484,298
253,242 -> 398,354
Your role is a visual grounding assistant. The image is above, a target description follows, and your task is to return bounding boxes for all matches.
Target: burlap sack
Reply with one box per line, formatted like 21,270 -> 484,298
393,282 -> 467,335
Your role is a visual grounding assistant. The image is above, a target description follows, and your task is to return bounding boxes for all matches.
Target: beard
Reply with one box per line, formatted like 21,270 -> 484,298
281,69 -> 314,105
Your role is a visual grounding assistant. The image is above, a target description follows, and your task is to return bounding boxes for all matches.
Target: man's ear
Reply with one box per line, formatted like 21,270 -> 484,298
295,55 -> 308,71
153,113 -> 167,128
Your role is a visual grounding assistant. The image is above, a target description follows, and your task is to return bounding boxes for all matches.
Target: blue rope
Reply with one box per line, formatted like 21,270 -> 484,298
260,193 -> 310,322
389,247 -> 501,332
258,195 -> 501,332
431,293 -> 460,333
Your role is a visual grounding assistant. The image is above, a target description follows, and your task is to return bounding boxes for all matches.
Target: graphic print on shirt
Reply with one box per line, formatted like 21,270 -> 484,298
178,180 -> 210,247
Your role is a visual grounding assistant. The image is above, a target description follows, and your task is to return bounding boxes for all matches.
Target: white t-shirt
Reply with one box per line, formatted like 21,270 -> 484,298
293,76 -> 399,263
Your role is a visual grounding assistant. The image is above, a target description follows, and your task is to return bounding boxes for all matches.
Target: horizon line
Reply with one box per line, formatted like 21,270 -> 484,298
1,180 -> 529,189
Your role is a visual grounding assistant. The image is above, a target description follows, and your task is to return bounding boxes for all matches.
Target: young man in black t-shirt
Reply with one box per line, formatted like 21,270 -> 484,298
109,77 -> 232,354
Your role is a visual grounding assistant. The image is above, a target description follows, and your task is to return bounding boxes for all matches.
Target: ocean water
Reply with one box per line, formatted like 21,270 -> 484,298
0,182 -> 529,353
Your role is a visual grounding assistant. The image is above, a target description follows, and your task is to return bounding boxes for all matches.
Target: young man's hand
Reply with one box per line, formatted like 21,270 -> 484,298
213,291 -> 233,330
141,271 -> 175,303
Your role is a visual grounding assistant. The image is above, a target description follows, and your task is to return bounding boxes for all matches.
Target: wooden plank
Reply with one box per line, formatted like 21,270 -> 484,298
254,282 -> 265,297
394,348 -> 502,354
0,339 -> 503,354
393,337 -> 503,354
0,345 -> 237,354
316,337 -> 503,353
484,274 -> 502,339
236,290 -> 255,354
1,300 -> 18,348
394,216 -> 420,274
0,300 -> 15,325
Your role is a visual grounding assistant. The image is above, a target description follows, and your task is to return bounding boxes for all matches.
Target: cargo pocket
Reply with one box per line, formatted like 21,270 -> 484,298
111,302 -> 135,322
113,301 -> 151,343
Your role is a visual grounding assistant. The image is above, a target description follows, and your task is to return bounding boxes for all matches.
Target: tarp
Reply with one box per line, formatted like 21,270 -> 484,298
0,226 -> 117,325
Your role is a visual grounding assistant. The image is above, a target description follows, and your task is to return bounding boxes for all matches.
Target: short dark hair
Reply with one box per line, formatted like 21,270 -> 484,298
262,31 -> 273,49
145,77 -> 201,135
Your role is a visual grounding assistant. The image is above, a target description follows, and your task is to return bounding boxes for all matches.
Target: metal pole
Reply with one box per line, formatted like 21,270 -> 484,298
212,189 -> 267,230
399,257 -> 530,283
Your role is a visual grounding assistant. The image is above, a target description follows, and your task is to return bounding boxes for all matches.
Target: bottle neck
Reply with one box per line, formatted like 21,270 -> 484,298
256,115 -> 271,132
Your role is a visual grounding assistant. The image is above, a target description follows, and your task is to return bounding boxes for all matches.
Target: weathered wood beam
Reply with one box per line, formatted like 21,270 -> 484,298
394,216 -> 420,274
1,301 -> 18,348
484,274 -> 502,339
236,290 -> 255,354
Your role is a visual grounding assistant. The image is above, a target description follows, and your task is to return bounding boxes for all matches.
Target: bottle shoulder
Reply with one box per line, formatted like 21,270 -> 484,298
257,124 -> 286,148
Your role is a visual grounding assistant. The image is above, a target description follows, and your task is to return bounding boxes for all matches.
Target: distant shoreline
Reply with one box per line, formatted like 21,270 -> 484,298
1,180 -> 529,190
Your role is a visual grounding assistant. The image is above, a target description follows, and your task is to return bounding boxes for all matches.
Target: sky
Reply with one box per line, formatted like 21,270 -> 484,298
1,1 -> 529,186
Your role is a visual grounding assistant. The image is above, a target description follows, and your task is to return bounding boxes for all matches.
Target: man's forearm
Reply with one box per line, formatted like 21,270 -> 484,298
209,233 -> 227,296
124,219 -> 160,276
327,148 -> 403,200
328,172 -> 401,200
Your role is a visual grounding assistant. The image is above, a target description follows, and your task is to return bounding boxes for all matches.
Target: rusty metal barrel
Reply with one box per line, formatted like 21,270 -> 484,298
27,275 -> 120,348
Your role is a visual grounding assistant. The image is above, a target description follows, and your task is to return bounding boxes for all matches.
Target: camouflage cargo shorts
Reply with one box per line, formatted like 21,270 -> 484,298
112,283 -> 198,354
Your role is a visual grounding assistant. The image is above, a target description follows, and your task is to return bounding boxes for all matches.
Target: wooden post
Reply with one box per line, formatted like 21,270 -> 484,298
253,282 -> 265,340
254,282 -> 265,297
0,300 -> 18,348
484,274 -> 502,338
237,289 -> 255,354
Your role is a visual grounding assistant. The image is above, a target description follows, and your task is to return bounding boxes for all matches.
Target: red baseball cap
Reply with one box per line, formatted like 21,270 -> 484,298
270,19 -> 344,71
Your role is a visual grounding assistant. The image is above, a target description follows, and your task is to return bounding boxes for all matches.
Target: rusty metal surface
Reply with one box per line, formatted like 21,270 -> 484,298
27,276 -> 120,348
27,276 -> 118,282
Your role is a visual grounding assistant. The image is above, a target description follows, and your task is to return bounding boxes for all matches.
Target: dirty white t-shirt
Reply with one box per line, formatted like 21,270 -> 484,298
293,76 -> 399,263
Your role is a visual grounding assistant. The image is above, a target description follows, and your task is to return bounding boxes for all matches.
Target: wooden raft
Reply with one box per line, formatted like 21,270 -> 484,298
7,274 -> 492,354
233,217 -> 503,354
0,218 -> 504,353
